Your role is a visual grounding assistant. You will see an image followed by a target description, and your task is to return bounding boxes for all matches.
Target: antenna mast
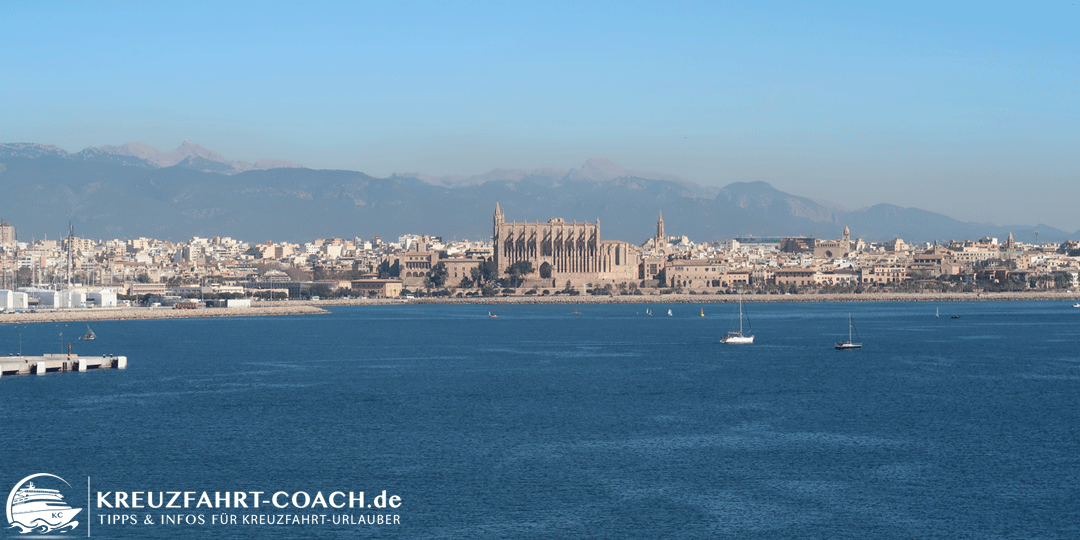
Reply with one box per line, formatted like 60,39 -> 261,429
67,222 -> 74,287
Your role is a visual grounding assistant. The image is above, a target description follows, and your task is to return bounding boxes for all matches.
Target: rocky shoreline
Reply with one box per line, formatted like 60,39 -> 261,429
2,291 -> 1075,324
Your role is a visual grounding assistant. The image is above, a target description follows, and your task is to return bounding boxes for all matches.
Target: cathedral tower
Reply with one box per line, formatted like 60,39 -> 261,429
655,211 -> 666,251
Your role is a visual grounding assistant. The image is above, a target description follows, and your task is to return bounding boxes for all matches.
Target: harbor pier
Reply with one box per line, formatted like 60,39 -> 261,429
0,354 -> 127,377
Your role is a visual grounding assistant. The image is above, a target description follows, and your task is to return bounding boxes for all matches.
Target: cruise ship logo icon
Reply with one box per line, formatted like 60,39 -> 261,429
5,474 -> 81,534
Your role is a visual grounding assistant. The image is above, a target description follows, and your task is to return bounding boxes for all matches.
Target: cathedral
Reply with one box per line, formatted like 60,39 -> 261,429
812,226 -> 852,259
492,203 -> 639,286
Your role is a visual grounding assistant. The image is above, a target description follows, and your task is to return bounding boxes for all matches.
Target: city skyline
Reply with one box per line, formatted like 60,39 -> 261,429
3,2 -> 1077,230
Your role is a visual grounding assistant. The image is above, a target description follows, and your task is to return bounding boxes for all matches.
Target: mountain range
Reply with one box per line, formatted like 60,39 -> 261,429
0,141 -> 302,175
0,142 -> 1074,245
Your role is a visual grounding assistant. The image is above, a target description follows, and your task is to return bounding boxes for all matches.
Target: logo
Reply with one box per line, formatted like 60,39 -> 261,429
6,474 -> 81,534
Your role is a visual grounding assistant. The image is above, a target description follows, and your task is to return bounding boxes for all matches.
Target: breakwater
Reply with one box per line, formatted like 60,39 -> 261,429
2,292 -> 1074,325
338,290 -> 1080,306
0,305 -> 329,325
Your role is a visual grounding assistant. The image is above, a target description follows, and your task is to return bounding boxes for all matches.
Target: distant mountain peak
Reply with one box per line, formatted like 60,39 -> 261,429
0,142 -> 70,159
566,158 -> 684,184
721,181 -> 778,192
85,141 -> 302,174
393,158 -> 718,197
0,141 -> 305,175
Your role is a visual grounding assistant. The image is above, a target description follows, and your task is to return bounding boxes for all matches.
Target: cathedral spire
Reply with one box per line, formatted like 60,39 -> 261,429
656,211 -> 666,251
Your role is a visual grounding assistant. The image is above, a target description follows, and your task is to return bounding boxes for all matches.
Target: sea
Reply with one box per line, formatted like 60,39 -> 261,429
2,300 -> 1078,539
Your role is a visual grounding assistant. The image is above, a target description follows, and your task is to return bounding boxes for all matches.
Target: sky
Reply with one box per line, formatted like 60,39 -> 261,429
2,2 -> 1078,230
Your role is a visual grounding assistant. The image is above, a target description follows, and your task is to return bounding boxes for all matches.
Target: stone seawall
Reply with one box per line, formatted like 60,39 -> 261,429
308,291 -> 1079,306
0,305 -> 329,324
2,291 -> 1074,325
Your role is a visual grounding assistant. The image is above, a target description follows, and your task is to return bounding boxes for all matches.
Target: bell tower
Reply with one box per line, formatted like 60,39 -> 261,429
655,211 -> 666,251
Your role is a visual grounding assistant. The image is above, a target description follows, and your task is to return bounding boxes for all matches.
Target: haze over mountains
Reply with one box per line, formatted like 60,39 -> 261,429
0,141 -> 302,175
0,142 -> 1074,245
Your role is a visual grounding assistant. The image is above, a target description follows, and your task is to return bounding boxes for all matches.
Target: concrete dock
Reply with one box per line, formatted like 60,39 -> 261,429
0,354 -> 127,377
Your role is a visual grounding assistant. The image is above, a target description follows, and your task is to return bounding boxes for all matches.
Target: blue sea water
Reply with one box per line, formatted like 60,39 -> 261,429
2,301 -> 1079,539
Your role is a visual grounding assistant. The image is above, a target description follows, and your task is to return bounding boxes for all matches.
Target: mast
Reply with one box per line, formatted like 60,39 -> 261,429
738,293 -> 744,334
67,222 -> 73,287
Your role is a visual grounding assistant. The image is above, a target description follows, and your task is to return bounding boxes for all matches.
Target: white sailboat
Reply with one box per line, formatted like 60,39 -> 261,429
721,294 -> 753,344
835,313 -> 861,350
935,307 -> 939,319
667,309 -> 673,317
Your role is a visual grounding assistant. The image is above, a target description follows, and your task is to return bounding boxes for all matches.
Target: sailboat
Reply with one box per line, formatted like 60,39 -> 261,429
835,313 -> 861,350
488,312 -> 497,318
935,307 -> 939,319
700,308 -> 705,317
667,309 -> 673,317
721,294 -> 753,344
78,324 -> 96,341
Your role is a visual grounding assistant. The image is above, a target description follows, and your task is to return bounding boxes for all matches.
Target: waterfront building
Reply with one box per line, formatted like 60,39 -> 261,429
666,260 -> 749,289
774,267 -> 819,287
860,265 -> 909,284
814,269 -> 860,286
242,280 -> 313,298
59,289 -> 87,308
492,203 -> 639,286
640,256 -> 665,282
442,257 -> 483,285
127,282 -> 168,296
87,289 -> 118,307
0,290 -> 29,310
350,279 -> 403,298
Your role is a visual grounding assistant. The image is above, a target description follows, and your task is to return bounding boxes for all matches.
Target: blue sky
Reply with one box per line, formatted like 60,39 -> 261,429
2,2 -> 1078,230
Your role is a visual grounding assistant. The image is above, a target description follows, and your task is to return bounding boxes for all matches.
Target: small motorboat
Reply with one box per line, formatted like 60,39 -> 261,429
78,325 -> 96,341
